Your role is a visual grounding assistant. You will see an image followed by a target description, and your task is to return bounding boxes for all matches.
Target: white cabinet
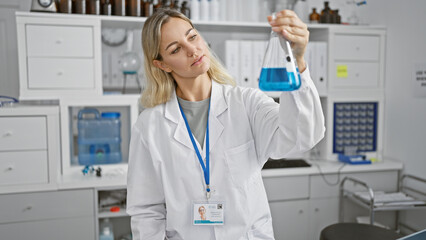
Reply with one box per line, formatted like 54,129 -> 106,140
0,189 -> 95,240
0,106 -> 60,194
269,200 -> 309,240
262,168 -> 400,240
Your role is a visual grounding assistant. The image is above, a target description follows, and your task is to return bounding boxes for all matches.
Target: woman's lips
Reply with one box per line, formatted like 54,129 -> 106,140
191,55 -> 204,66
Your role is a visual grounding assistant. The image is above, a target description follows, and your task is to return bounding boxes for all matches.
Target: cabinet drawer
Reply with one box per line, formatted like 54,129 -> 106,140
263,175 -> 309,201
26,25 -> 93,57
0,151 -> 48,186
0,216 -> 95,240
0,189 -> 94,224
0,116 -> 46,151
28,58 -> 95,89
331,62 -> 380,88
334,35 -> 380,61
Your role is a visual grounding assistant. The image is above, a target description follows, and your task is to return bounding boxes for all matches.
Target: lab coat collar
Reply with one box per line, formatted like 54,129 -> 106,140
164,80 -> 227,154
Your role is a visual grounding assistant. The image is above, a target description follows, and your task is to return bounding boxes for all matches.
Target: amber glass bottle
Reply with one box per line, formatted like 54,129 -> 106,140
309,8 -> 320,23
88,0 -> 101,14
128,0 -> 141,16
320,1 -> 332,23
144,0 -> 154,16
181,1 -> 190,17
59,0 -> 73,13
113,0 -> 126,16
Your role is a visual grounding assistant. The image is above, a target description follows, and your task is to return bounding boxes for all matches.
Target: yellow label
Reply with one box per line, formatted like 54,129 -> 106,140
336,65 -> 348,78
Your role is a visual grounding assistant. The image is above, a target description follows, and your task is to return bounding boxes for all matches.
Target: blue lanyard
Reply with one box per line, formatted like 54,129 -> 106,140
178,100 -> 211,197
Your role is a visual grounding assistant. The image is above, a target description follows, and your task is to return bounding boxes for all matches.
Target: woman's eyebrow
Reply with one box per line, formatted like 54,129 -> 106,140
165,28 -> 194,51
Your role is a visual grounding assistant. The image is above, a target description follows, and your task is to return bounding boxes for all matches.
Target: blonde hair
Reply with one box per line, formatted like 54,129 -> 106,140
141,9 -> 235,108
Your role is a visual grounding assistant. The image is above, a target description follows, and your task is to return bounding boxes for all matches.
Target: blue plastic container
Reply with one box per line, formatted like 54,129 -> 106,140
77,108 -> 122,165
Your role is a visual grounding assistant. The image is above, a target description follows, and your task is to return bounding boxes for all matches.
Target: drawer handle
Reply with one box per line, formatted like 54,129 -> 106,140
2,131 -> 13,137
55,39 -> 63,44
356,46 -> 360,51
23,205 -> 33,211
298,209 -> 304,214
57,71 -> 64,76
5,165 -> 14,171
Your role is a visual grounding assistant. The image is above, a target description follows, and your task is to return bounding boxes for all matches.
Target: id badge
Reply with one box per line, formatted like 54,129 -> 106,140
192,202 -> 224,225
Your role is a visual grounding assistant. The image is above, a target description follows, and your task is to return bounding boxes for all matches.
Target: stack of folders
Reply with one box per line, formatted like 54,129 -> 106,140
305,42 -> 328,96
225,40 -> 268,89
225,40 -> 328,95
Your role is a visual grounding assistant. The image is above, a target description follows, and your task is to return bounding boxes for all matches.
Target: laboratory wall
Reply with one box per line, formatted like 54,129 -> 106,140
360,0 -> 426,231
358,0 -> 426,178
0,0 -> 30,98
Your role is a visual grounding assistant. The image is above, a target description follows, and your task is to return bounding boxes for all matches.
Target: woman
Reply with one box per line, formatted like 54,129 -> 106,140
127,9 -> 325,240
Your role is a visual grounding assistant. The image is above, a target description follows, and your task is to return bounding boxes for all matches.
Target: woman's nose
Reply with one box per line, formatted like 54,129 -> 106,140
186,43 -> 198,57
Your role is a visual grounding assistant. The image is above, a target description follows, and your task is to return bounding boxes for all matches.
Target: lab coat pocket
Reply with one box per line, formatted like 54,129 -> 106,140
225,139 -> 259,188
247,217 -> 274,240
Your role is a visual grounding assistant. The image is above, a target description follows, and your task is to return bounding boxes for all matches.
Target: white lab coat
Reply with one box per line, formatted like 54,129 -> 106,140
127,68 -> 325,240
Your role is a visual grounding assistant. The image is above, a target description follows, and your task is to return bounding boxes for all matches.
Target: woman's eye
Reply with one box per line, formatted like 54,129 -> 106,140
189,34 -> 197,40
171,47 -> 180,54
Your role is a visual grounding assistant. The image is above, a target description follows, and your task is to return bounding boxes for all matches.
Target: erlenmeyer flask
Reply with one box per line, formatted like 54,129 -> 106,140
259,15 -> 301,91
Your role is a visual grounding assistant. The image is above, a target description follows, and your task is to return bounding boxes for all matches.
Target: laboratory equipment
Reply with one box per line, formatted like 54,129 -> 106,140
31,0 -> 57,12
333,102 -> 378,154
259,13 -> 301,91
77,108 -> 122,165
118,31 -> 142,94
99,218 -> 114,240
340,175 -> 426,226
0,96 -> 18,107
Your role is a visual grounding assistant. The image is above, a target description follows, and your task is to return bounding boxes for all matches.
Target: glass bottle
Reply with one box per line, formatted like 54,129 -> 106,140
154,0 -> 162,12
320,1 -> 332,23
144,0 -> 154,16
332,9 -> 341,24
161,0 -> 171,9
128,0 -> 141,16
113,0 -> 126,16
259,13 -> 301,91
59,0 -> 73,13
74,0 -> 86,14
170,0 -> 179,10
180,1 -> 190,17
309,8 -> 320,24
87,0 -> 101,14
102,0 -> 112,15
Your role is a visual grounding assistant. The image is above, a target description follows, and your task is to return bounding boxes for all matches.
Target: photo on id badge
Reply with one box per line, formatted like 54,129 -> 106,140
193,202 -> 224,225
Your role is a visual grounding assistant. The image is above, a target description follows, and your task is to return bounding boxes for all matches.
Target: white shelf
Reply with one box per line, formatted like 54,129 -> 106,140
98,208 -> 128,218
16,11 -> 385,30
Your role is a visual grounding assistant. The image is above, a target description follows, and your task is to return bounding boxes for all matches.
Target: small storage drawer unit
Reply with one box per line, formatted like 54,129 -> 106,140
329,30 -> 385,90
16,13 -> 102,99
0,106 -> 59,194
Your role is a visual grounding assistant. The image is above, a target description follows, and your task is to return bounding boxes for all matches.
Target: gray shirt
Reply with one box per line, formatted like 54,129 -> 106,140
177,96 -> 210,149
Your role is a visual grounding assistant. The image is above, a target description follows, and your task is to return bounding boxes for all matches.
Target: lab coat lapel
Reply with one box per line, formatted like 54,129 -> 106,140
165,89 -> 194,150
164,81 -> 228,154
208,80 -> 227,154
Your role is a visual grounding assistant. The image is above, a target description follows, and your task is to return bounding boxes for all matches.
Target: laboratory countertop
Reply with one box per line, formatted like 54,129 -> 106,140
57,160 -> 403,190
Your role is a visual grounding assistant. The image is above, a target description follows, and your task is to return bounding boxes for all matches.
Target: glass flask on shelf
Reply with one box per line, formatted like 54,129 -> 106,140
118,31 -> 142,94
259,13 -> 301,91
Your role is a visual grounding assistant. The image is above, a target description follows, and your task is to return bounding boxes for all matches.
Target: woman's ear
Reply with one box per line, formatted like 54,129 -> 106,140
153,60 -> 172,73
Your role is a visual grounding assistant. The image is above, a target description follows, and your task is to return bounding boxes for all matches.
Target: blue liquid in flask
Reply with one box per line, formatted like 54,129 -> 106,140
259,67 -> 301,91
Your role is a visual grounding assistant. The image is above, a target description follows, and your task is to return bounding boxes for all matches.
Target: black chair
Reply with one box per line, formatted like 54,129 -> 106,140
320,223 -> 404,240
